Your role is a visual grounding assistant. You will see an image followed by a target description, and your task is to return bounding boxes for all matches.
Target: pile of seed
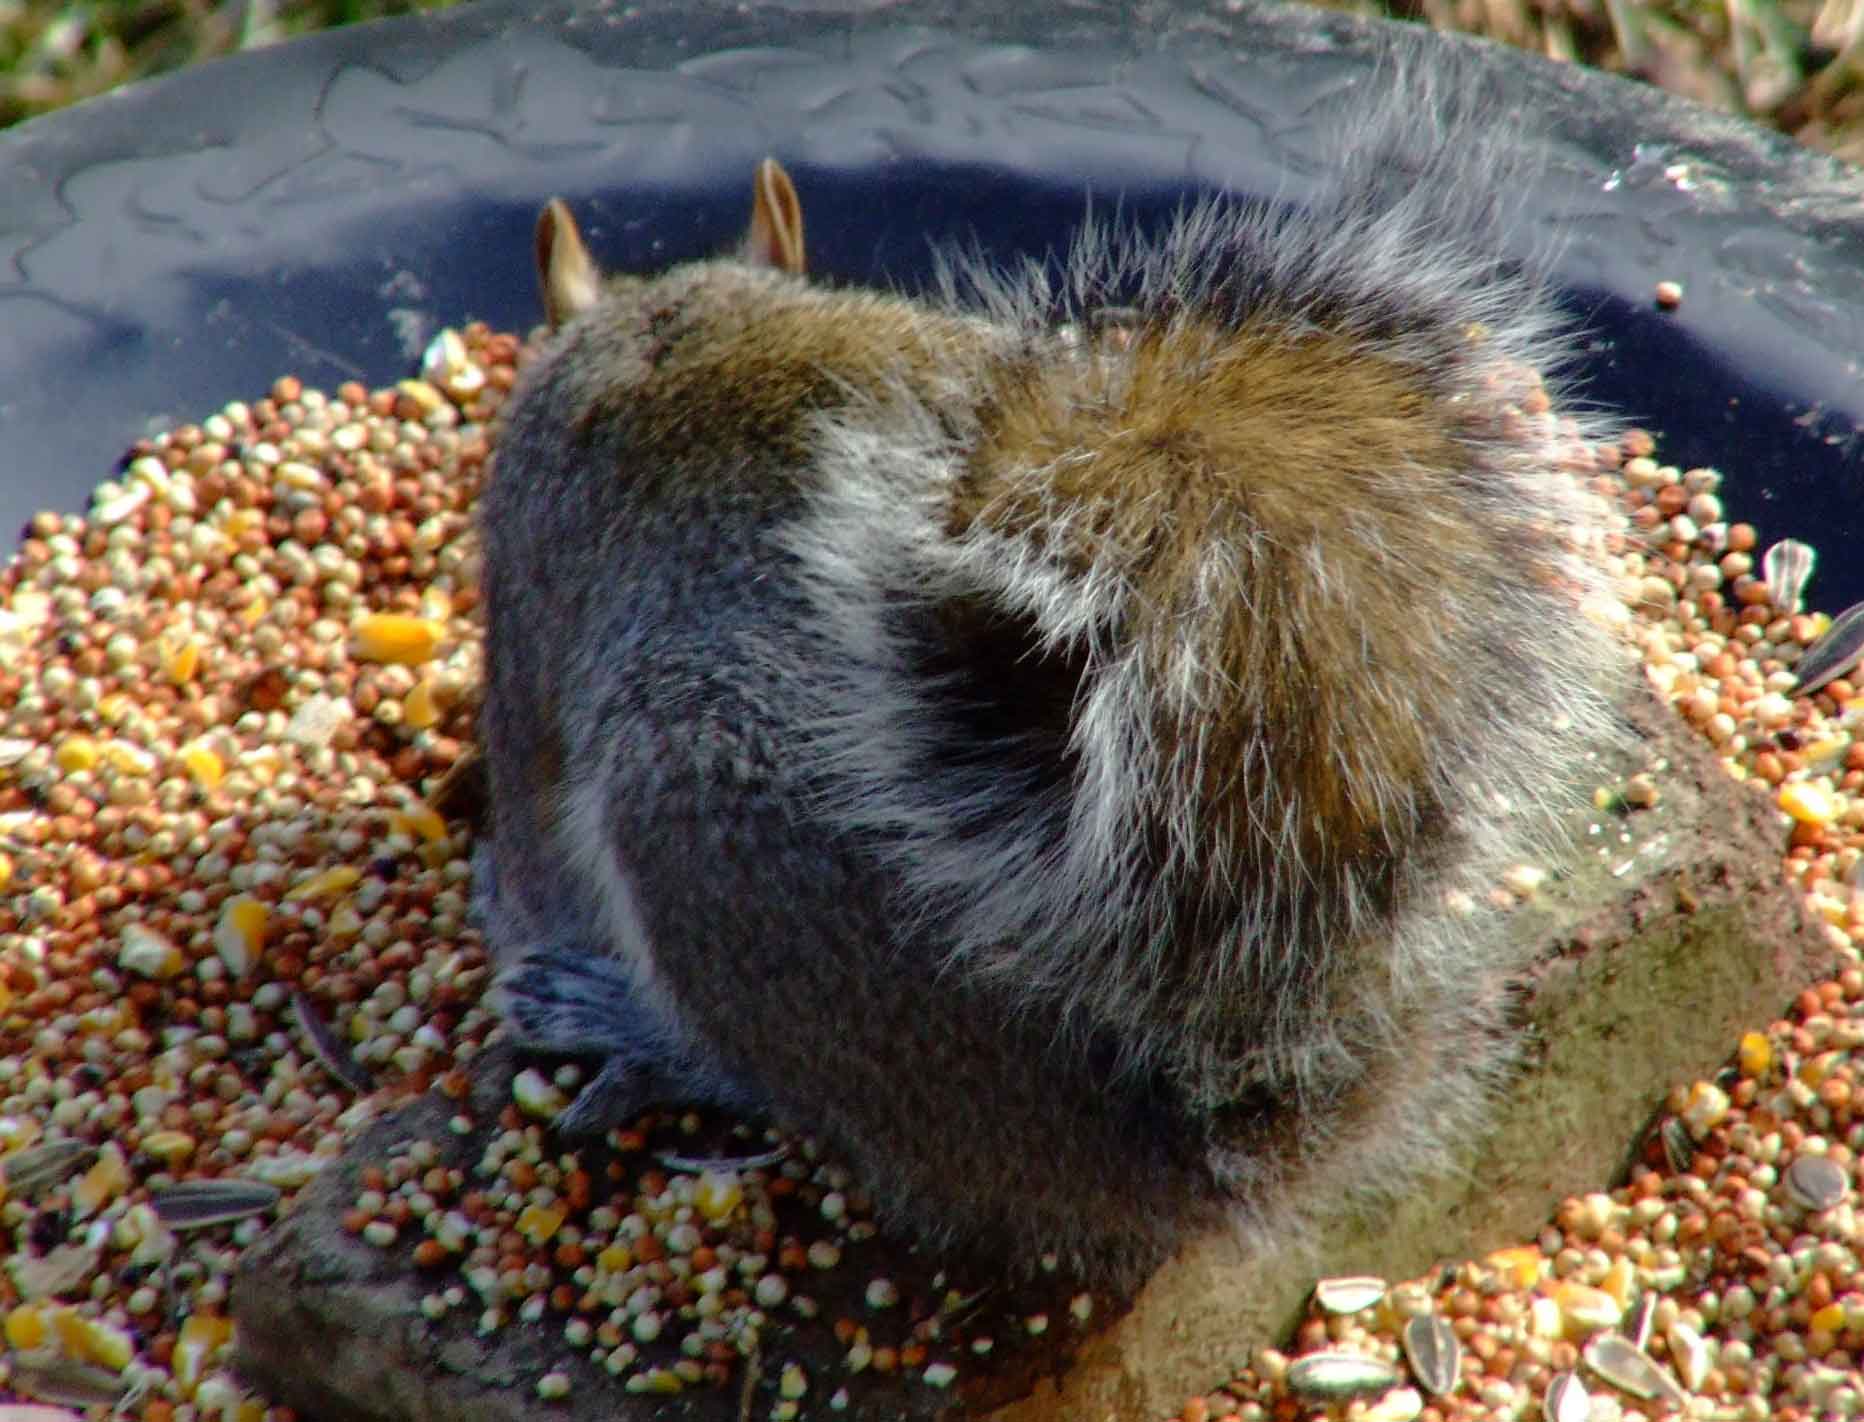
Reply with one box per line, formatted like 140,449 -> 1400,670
1176,446 -> 1864,1421
0,325 -> 1857,1422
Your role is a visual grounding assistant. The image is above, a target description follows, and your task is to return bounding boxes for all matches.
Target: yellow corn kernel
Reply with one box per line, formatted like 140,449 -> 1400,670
1811,1302 -> 1846,1334
390,803 -> 448,844
140,1129 -> 197,1166
55,734 -> 100,773
284,864 -> 362,902
1485,1245 -> 1545,1290
221,508 -> 264,539
1738,1031 -> 1772,1078
239,596 -> 269,627
1544,1280 -> 1621,1337
173,1312 -> 236,1393
420,587 -> 453,622
351,613 -> 444,666
1598,1255 -> 1635,1309
51,1309 -> 134,1371
516,1202 -> 566,1245
213,896 -> 268,977
4,1304 -> 47,1350
1779,781 -> 1838,827
95,692 -> 134,724
694,1170 -> 743,1223
402,677 -> 442,730
0,850 -> 12,893
596,1243 -> 633,1273
102,740 -> 156,776
165,636 -> 202,684
180,743 -> 225,788
74,1143 -> 131,1215
396,379 -> 448,417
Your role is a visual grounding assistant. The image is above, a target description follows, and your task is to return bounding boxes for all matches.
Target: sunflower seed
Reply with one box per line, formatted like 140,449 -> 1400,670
1762,538 -> 1815,613
1286,1351 -> 1402,1400
1,1140 -> 98,1200
1314,1275 -> 1388,1315
1667,1319 -> 1711,1390
149,1179 -> 281,1230
1582,1331 -> 1688,1405
1783,1153 -> 1849,1211
1659,1117 -> 1694,1173
1543,1370 -> 1592,1422
7,1245 -> 100,1301
5,1350 -> 128,1410
1402,1313 -> 1461,1397
656,1146 -> 790,1174
1792,599 -> 1864,697
1628,1291 -> 1656,1350
290,990 -> 375,1095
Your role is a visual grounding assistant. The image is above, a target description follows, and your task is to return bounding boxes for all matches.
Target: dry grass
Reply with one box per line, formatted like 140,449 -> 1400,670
1,0 -> 1860,159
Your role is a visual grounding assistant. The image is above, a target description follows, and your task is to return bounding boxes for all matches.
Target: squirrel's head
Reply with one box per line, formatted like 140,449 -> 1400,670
533,158 -> 808,331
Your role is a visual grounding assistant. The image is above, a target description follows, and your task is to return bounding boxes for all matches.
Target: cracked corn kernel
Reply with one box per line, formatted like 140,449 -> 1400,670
284,864 -> 362,902
1486,1246 -> 1545,1289
695,1169 -> 743,1222
163,635 -> 201,684
179,743 -> 225,788
51,1307 -> 135,1371
101,740 -> 156,775
1779,781 -> 1837,827
389,803 -> 448,844
213,896 -> 268,977
74,1144 -> 131,1214
1739,1031 -> 1772,1077
351,613 -> 445,665
1545,1280 -> 1622,1335
403,677 -> 442,730
516,1203 -> 566,1245
1681,1080 -> 1730,1136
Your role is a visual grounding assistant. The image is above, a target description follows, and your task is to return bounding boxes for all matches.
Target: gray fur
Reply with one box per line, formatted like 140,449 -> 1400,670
475,46 -> 1630,1286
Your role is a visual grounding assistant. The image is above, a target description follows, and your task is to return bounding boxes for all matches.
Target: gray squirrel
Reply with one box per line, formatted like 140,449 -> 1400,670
472,58 -> 1629,1287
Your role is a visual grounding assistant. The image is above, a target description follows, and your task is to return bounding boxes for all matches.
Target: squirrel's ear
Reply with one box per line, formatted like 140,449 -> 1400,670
743,158 -> 806,275
535,199 -> 603,329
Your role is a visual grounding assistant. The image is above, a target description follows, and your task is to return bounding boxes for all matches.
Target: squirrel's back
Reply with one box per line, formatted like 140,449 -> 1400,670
475,53 -> 1629,1286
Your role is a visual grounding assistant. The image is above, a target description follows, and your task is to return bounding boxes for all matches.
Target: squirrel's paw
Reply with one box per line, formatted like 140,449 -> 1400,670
492,946 -> 756,1132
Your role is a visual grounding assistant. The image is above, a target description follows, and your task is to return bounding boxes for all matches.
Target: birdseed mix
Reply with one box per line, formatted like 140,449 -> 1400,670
0,322 -> 1858,1422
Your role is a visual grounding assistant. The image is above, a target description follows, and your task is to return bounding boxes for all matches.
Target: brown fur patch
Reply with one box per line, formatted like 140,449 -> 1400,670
957,319 -> 1515,883
572,276 -> 990,498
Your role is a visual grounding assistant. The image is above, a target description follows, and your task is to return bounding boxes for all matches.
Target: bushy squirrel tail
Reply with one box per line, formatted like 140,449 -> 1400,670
776,46 -> 1629,1120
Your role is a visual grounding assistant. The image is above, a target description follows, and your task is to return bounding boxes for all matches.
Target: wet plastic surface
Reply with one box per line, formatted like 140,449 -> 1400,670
3,0 -> 1861,602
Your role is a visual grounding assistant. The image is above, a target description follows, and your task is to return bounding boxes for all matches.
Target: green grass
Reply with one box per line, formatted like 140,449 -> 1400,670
1,0 -> 1861,159
0,0 -> 463,129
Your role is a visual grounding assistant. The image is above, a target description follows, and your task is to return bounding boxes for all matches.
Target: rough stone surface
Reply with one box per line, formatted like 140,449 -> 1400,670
232,682 -> 1832,1421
